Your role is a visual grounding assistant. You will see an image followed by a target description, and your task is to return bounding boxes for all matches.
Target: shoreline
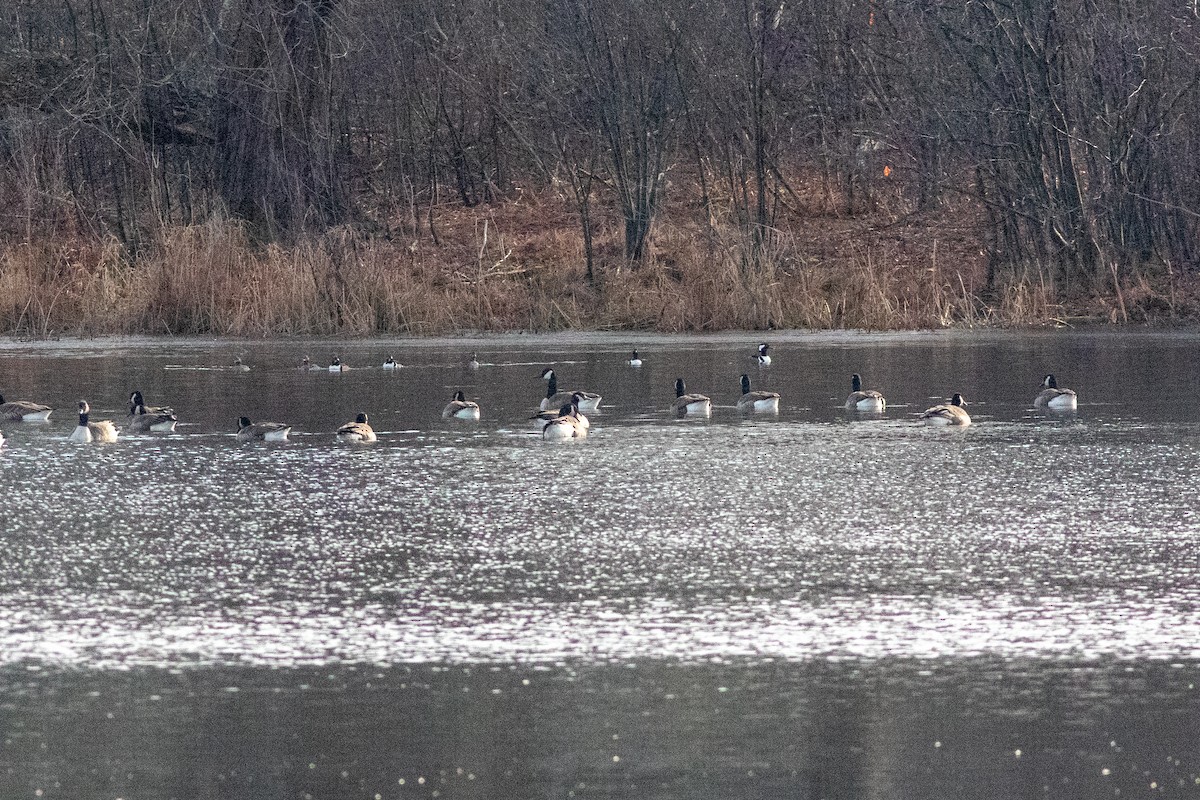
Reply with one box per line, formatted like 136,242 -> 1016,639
5,325 -> 1200,355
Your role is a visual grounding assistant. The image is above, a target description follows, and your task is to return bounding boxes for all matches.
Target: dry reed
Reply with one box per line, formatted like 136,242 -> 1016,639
0,189 -> 1180,336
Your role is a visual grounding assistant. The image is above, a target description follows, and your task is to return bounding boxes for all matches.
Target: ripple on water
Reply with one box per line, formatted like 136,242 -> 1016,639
3,415 -> 1200,668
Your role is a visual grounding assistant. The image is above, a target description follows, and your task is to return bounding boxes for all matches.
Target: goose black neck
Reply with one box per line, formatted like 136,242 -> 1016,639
545,374 -> 557,398
851,374 -> 862,392
675,378 -> 685,397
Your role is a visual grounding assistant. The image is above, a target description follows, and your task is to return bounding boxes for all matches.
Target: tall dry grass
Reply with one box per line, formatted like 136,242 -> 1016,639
0,192 -> 1172,336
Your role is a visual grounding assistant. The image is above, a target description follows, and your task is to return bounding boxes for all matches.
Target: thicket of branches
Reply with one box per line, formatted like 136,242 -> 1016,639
2,0 -> 1199,300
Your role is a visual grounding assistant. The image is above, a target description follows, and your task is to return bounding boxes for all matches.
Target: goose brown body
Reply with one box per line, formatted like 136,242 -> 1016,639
1034,374 -> 1077,410
336,413 -> 376,442
542,402 -> 588,440
737,374 -> 780,413
920,394 -> 971,426
69,401 -> 118,443
539,368 -> 601,412
237,417 -> 291,441
845,374 -> 886,412
442,391 -> 481,420
672,378 -> 712,416
0,394 -> 52,421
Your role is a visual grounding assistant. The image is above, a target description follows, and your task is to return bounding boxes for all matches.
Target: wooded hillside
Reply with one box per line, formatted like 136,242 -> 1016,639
2,0 -> 1198,334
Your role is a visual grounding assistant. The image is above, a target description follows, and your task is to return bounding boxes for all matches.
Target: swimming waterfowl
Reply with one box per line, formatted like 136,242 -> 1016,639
532,392 -> 591,430
299,357 -> 323,371
128,404 -> 178,433
756,343 -> 772,365
567,393 -> 591,429
845,374 -> 886,412
336,412 -> 377,442
467,353 -> 481,370
542,402 -> 588,440
672,378 -> 712,416
236,416 -> 291,441
442,390 -> 481,420
127,391 -> 176,432
329,357 -> 348,372
128,391 -> 174,417
628,350 -> 643,367
1034,374 -> 1078,410
382,356 -> 400,370
230,357 -> 251,372
737,374 -> 780,413
68,401 -> 118,443
539,368 -> 601,412
920,393 -> 972,426
530,407 -> 562,428
0,394 -> 53,421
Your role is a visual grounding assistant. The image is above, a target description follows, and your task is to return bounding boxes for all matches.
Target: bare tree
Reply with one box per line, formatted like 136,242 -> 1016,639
4,0 -> 1200,316
552,0 -> 681,263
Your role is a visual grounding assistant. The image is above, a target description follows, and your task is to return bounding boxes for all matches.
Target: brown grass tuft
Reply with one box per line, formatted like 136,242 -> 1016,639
0,179 -> 1177,336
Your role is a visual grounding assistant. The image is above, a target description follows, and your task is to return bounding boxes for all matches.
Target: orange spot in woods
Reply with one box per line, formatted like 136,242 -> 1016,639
883,165 -> 892,177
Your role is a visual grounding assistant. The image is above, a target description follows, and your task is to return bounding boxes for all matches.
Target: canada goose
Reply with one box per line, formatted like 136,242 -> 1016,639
737,374 -> 780,413
128,391 -> 174,416
68,401 -> 118,443
531,392 -> 591,430
1034,374 -> 1078,410
542,402 -> 588,440
329,357 -> 348,372
127,391 -> 176,431
628,350 -> 643,367
382,356 -> 400,370
920,393 -> 972,426
236,416 -> 291,441
757,343 -> 772,365
467,353 -> 481,370
230,357 -> 250,372
442,390 -> 481,420
672,378 -> 712,416
336,412 -> 377,442
531,407 -> 562,428
299,357 -> 323,371
128,404 -> 178,433
568,392 -> 591,429
0,393 -> 52,421
845,374 -> 886,412
539,368 -> 602,412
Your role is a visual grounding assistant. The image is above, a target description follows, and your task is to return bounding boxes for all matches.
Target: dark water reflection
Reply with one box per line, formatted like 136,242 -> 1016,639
3,662 -> 1197,800
2,331 -> 1200,799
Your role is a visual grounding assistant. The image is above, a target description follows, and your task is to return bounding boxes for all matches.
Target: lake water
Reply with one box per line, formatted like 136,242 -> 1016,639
1,330 -> 1199,799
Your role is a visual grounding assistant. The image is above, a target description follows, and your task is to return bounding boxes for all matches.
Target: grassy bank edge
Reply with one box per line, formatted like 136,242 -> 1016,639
2,207 -> 1191,338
